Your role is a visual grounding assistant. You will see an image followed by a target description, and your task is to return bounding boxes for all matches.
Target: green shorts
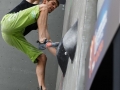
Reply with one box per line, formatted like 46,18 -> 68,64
0,5 -> 43,63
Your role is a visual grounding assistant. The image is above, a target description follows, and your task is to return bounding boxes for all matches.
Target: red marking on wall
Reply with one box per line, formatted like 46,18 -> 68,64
89,36 -> 104,78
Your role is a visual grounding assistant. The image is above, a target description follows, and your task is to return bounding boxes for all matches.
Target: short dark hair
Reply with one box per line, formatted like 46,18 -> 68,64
56,0 -> 59,6
48,0 -> 60,7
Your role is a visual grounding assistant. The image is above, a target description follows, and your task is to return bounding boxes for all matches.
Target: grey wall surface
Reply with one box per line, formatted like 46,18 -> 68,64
97,0 -> 104,18
56,0 -> 105,90
0,0 -> 64,90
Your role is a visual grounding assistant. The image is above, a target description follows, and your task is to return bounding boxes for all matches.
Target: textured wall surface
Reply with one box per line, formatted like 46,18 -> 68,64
56,0 -> 104,90
0,0 -> 64,90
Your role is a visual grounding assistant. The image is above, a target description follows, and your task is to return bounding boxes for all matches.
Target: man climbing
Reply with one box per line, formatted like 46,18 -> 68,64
0,0 -> 59,90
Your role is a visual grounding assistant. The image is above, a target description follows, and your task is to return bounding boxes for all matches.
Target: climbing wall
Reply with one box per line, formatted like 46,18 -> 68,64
56,0 -> 119,90
0,0 -> 64,90
56,0 -> 104,90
